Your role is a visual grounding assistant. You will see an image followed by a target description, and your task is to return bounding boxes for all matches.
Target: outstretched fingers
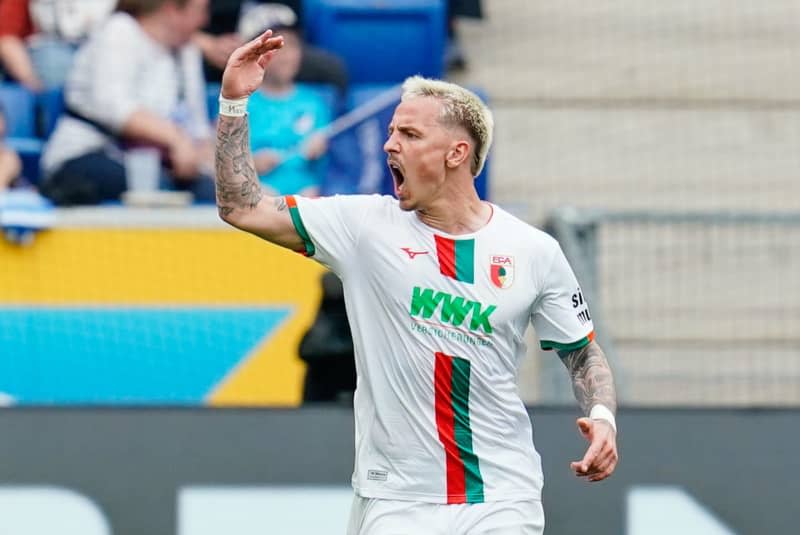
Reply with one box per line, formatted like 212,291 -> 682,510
570,418 -> 618,482
236,30 -> 284,64
582,446 -> 617,479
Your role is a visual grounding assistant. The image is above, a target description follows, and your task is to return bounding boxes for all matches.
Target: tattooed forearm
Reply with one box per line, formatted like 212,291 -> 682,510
215,115 -> 263,218
560,341 -> 617,416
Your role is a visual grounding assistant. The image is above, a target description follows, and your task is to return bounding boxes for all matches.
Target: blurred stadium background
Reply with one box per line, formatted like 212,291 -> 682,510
1,0 -> 799,534
452,0 -> 800,408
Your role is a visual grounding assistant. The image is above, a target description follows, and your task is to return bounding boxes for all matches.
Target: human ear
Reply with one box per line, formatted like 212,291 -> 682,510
445,141 -> 470,168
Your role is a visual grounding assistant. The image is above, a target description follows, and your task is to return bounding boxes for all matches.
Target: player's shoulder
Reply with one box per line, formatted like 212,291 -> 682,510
300,193 -> 396,216
491,204 -> 560,251
319,193 -> 395,207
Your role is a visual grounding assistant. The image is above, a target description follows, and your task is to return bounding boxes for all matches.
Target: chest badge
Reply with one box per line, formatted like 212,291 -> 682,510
490,255 -> 514,289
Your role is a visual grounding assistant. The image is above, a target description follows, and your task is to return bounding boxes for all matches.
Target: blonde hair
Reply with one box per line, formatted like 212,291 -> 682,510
401,75 -> 493,177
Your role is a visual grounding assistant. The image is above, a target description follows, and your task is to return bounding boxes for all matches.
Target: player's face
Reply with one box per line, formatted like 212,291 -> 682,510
384,97 -> 455,211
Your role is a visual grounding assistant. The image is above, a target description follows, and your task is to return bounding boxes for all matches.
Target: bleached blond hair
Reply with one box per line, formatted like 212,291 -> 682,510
401,76 -> 494,177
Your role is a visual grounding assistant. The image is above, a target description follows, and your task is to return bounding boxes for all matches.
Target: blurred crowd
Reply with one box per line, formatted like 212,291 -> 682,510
0,0 -> 483,401
0,0 -> 483,206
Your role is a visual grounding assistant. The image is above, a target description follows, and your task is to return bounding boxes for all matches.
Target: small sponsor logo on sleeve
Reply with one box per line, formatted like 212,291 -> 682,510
367,469 -> 388,482
572,287 -> 592,324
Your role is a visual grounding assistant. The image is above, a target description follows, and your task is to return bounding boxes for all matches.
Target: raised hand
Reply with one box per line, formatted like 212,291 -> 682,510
570,417 -> 618,482
220,30 -> 285,100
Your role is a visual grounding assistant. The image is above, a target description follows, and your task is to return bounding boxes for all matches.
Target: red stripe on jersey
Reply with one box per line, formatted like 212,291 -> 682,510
435,235 -> 457,279
435,351 -> 467,503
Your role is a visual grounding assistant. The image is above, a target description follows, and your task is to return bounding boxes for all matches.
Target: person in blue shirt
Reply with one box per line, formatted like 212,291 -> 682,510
248,24 -> 330,196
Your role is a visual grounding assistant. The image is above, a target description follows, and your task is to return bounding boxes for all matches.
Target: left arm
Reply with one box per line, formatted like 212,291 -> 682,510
560,340 -> 619,482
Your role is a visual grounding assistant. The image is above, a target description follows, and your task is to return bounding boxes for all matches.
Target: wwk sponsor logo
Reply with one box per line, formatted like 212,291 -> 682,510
409,286 -> 496,334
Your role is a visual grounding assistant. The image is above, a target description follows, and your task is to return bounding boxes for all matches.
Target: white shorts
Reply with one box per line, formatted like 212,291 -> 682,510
346,495 -> 544,535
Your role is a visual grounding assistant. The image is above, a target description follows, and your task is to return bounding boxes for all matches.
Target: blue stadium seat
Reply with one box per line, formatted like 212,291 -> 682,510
340,84 -> 490,199
0,83 -> 44,184
0,83 -> 37,137
37,86 -> 65,138
305,0 -> 446,84
206,82 -> 222,119
6,137 -> 44,186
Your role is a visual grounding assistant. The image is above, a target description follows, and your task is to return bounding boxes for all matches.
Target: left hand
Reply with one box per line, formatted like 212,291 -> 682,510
570,417 -> 618,482
220,30 -> 284,100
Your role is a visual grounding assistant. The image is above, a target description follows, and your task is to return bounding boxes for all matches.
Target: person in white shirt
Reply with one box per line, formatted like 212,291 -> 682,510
213,31 -> 619,535
40,0 -> 214,206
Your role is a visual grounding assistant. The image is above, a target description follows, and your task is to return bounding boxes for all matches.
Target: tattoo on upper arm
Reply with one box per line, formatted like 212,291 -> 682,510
561,341 -> 617,416
273,196 -> 288,212
215,116 -> 264,218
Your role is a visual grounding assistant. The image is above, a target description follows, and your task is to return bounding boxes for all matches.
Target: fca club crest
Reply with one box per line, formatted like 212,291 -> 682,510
490,255 -> 514,289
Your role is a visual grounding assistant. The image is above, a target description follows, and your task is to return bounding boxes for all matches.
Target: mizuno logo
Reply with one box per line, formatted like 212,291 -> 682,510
409,286 -> 496,334
401,247 -> 429,259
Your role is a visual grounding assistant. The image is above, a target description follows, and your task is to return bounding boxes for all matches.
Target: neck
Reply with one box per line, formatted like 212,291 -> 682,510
415,177 -> 491,235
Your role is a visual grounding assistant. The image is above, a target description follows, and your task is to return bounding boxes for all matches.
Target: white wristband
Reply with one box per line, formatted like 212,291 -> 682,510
589,404 -> 617,432
218,95 -> 249,117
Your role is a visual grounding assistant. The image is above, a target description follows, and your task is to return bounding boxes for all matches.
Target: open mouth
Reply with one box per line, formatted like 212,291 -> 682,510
388,161 -> 405,191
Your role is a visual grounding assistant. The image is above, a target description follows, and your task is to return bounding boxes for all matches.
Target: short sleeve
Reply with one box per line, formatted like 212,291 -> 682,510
531,245 -> 595,352
0,2 -> 33,37
286,194 -> 381,274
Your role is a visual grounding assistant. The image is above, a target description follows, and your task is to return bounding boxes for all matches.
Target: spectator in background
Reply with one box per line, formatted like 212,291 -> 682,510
248,19 -> 330,197
202,1 -> 348,94
0,0 -> 116,91
40,0 -> 215,206
299,271 -> 356,403
0,103 -> 21,191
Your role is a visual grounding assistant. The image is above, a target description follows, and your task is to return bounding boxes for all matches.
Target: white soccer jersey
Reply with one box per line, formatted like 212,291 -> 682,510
287,194 -> 594,504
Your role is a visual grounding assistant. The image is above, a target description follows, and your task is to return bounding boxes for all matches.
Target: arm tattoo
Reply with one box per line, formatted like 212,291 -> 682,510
273,196 -> 287,212
214,115 -> 263,218
560,341 -> 617,416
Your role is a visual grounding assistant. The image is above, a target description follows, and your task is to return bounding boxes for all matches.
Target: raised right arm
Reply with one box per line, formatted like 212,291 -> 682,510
213,30 -> 304,251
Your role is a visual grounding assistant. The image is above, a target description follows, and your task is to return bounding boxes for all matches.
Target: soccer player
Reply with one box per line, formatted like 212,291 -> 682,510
214,30 -> 618,535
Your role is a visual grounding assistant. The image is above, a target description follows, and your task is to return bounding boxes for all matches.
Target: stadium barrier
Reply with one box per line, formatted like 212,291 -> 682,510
0,207 -> 325,406
0,406 -> 795,534
544,207 -> 800,407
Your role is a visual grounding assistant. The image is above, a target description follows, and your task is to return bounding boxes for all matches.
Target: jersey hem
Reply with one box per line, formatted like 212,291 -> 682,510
353,485 -> 541,504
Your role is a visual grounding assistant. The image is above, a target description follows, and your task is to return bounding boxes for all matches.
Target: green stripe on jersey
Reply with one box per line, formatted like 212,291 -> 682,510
285,195 -> 315,257
454,239 -> 475,284
540,332 -> 594,353
451,357 -> 484,502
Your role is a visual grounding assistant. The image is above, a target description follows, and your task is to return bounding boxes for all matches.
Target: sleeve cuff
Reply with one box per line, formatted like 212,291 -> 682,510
285,195 -> 315,257
540,330 -> 595,352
